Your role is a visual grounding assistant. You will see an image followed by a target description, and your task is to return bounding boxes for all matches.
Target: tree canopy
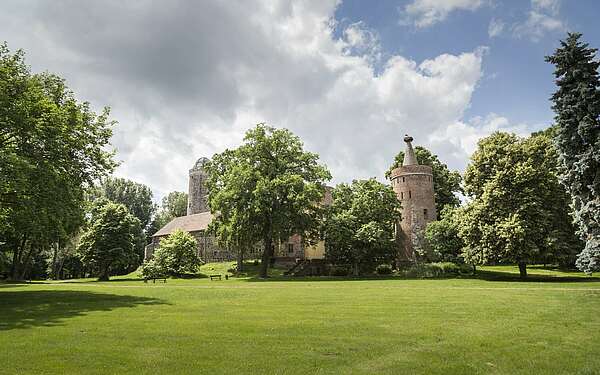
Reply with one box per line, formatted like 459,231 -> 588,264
324,179 -> 401,275
460,131 -> 581,278
205,124 -> 331,278
77,202 -> 140,281
546,32 -> 600,274
97,177 -> 156,230
386,146 -> 462,213
0,43 -> 116,280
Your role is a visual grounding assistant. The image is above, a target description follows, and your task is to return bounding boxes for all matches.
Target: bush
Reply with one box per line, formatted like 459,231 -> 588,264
150,229 -> 201,276
330,266 -> 350,276
140,260 -> 163,279
375,264 -> 393,275
403,262 -> 461,278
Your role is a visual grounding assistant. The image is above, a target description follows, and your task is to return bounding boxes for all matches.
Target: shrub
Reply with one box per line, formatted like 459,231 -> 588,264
140,260 -> 163,279
376,264 -> 393,275
403,262 -> 461,278
151,229 -> 201,276
330,266 -> 350,276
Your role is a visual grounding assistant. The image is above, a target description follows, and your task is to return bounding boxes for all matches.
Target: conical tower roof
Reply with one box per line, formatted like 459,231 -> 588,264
403,135 -> 418,166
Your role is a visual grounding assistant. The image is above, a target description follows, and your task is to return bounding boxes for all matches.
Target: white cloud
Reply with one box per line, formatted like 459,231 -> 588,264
532,0 -> 560,15
513,0 -> 566,42
488,18 -> 505,38
0,0 -> 515,201
429,113 -> 532,170
402,0 -> 485,28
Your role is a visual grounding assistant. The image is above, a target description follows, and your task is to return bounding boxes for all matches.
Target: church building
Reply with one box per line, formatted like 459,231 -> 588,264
145,135 -> 435,265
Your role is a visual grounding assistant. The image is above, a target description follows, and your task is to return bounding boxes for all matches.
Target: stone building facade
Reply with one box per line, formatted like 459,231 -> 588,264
145,157 -> 329,263
389,136 -> 437,260
187,157 -> 210,215
147,137 -> 436,265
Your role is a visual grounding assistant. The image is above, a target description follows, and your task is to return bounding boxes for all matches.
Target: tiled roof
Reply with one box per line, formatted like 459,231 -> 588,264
153,212 -> 214,237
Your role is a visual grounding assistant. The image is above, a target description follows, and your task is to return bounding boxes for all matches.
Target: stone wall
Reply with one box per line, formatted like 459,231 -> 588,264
390,164 -> 437,260
187,158 -> 210,215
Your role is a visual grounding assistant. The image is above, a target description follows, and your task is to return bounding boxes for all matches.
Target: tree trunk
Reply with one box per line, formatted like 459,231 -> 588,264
98,263 -> 111,281
237,248 -> 244,273
472,264 -> 476,275
353,262 -> 359,276
518,261 -> 527,279
51,242 -> 59,280
259,237 -> 272,278
10,235 -> 27,280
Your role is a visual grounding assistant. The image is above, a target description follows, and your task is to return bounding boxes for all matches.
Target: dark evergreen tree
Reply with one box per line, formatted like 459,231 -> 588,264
546,33 -> 600,273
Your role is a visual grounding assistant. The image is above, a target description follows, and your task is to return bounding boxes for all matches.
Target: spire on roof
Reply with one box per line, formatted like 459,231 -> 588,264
403,135 -> 418,166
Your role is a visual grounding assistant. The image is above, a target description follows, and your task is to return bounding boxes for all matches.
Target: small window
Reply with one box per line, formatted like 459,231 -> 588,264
213,251 -> 218,257
409,190 -> 412,199
424,209 -> 428,219
400,192 -> 404,199
402,177 -> 405,182
288,244 -> 294,253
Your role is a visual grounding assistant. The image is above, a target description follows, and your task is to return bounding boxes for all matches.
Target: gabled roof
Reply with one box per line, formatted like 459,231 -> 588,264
153,212 -> 214,237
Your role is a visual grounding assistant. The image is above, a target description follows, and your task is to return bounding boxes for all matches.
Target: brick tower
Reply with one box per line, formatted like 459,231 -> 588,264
389,135 -> 436,260
187,157 -> 210,215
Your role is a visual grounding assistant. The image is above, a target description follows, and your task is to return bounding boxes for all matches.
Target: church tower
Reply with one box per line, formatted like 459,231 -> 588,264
187,157 -> 210,215
389,136 -> 436,260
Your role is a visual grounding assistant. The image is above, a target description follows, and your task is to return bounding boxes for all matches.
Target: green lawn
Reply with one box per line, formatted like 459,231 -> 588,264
1,266 -> 600,374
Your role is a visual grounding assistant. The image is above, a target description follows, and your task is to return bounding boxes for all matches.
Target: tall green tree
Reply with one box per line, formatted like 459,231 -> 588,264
0,43 -> 116,279
460,131 -> 581,278
424,206 -> 464,263
546,33 -> 600,274
324,179 -> 401,275
77,202 -> 140,281
386,146 -> 462,213
205,124 -> 331,278
97,177 -> 156,230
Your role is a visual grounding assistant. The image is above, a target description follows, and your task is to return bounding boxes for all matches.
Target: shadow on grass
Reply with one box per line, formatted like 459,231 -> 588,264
470,269 -> 600,283
239,266 -> 600,283
0,290 -> 168,331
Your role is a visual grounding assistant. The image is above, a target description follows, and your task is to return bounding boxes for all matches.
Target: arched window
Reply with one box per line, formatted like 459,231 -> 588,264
409,190 -> 412,199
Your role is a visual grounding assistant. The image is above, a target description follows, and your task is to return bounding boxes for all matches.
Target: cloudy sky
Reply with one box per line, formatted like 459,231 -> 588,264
2,0 -> 599,200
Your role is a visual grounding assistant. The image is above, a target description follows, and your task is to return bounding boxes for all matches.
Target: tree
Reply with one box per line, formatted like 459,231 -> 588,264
0,43 -> 116,280
425,206 -> 464,263
97,177 -> 156,230
460,131 -> 581,278
546,33 -> 600,274
386,146 -> 462,213
141,229 -> 200,277
324,179 -> 401,275
205,124 -> 331,278
77,202 -> 139,281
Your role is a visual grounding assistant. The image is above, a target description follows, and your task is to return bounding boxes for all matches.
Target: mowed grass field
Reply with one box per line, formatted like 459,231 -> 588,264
1,266 -> 600,375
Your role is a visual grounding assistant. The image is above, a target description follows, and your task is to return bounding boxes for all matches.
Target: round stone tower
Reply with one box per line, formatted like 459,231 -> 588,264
187,157 -> 210,215
389,135 -> 436,261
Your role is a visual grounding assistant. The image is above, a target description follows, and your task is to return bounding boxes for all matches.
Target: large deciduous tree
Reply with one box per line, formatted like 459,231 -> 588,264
460,131 -> 581,278
206,124 -> 331,278
386,146 -> 462,213
97,177 -> 156,230
0,43 -> 115,280
324,179 -> 401,275
77,202 -> 140,281
546,33 -> 600,274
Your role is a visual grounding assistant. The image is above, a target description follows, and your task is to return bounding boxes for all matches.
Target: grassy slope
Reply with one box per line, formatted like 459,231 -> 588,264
1,266 -> 600,375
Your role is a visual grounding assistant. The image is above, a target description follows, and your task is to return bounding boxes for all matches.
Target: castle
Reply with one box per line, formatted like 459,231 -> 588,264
145,135 -> 436,265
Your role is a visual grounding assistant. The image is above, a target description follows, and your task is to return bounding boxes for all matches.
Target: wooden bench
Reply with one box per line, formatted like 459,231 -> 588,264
144,277 -> 167,283
209,274 -> 222,281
